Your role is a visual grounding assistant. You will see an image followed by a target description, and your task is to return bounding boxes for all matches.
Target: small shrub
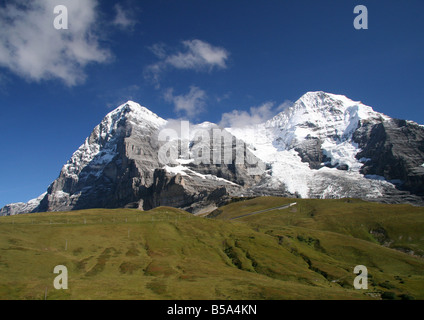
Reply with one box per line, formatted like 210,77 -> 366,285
381,292 -> 396,300
379,281 -> 396,289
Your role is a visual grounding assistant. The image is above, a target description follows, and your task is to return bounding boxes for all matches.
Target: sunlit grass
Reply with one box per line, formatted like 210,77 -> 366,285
0,199 -> 423,300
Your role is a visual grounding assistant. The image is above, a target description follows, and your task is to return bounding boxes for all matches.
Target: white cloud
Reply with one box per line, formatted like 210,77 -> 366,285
145,39 -> 229,86
220,100 -> 293,128
166,40 -> 229,70
164,86 -> 207,118
112,4 -> 137,30
0,0 -> 110,86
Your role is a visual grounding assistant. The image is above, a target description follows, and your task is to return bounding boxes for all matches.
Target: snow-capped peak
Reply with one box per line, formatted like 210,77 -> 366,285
298,91 -> 389,120
267,91 -> 388,143
227,91 -> 396,198
60,101 -> 167,183
263,91 -> 390,152
107,100 -> 167,128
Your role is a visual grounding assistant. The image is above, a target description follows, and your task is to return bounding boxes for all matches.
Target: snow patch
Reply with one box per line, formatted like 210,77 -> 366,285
163,165 -> 239,186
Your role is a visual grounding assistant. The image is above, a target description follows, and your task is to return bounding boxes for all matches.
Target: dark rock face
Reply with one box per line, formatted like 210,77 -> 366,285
354,119 -> 424,196
295,137 -> 330,170
337,164 -> 349,171
141,131 -> 266,212
144,169 -> 237,213
295,137 -> 336,170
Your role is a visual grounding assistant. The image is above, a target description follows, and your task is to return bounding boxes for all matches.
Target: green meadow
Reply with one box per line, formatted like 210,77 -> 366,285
0,197 -> 423,300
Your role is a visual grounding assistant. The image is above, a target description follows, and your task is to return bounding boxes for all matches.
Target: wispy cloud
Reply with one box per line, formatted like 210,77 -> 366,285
149,43 -> 167,59
216,92 -> 231,103
220,100 -> 293,128
165,40 -> 229,70
112,4 -> 137,30
164,86 -> 207,119
102,84 -> 142,109
0,0 -> 110,86
145,39 -> 230,87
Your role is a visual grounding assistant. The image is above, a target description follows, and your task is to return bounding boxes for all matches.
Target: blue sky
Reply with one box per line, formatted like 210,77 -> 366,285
0,0 -> 423,207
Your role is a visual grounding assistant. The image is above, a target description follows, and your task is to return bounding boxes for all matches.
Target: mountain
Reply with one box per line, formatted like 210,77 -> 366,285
2,91 -> 424,215
228,91 -> 424,203
1,101 -> 263,215
0,193 -> 46,216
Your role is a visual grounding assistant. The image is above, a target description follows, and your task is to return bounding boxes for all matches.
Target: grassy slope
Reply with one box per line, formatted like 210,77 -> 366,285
0,198 -> 423,300
211,197 -> 424,299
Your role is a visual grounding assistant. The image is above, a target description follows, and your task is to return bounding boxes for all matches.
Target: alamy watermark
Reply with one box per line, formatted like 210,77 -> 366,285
354,5 -> 368,30
155,121 -> 266,176
53,265 -> 68,290
353,265 -> 368,289
52,4 -> 368,32
53,5 -> 68,30
52,4 -> 369,31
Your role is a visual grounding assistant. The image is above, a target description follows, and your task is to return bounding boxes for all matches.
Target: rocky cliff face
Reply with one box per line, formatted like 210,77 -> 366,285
2,92 -> 424,215
36,102 -> 166,212
354,118 -> 424,197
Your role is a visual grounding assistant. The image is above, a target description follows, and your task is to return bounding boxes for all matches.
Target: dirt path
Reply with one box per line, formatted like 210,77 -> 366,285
229,202 -> 297,220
